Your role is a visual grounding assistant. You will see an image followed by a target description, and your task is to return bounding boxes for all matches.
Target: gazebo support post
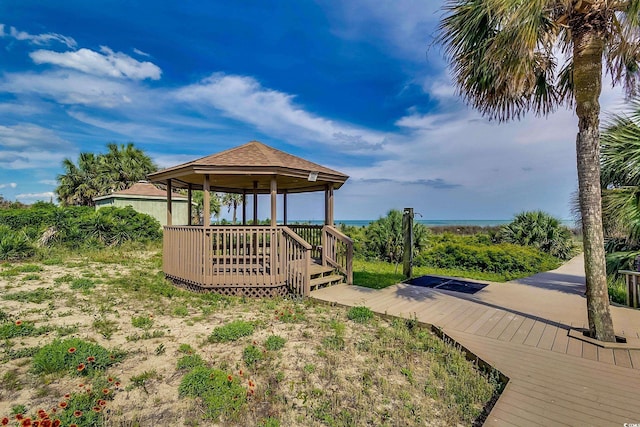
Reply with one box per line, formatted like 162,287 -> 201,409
328,185 -> 334,226
203,175 -> 210,227
270,177 -> 277,227
166,179 -> 173,226
187,184 -> 192,226
283,191 -> 288,225
242,190 -> 247,225
253,181 -> 258,225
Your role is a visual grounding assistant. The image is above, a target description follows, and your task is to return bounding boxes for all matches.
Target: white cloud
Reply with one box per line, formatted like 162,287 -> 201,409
0,123 -> 72,150
0,71 -> 138,108
30,46 -> 161,80
15,192 -> 55,202
0,182 -> 17,189
0,24 -> 77,48
133,48 -> 151,57
39,180 -> 57,186
174,73 -> 386,150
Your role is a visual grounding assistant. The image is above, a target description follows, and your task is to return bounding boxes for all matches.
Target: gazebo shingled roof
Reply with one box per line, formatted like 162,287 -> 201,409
147,141 -> 348,194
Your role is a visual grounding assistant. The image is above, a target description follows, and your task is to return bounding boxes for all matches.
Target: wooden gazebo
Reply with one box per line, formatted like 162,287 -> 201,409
148,141 -> 353,297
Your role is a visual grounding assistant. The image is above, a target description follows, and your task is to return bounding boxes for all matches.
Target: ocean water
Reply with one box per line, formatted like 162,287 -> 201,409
292,219 -> 577,228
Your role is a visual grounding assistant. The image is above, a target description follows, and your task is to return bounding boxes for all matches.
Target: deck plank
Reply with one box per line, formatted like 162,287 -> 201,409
550,328 -> 569,354
536,323 -> 558,350
509,317 -> 536,345
581,342 -> 598,361
613,349 -> 633,369
522,321 -> 545,347
598,347 -> 615,365
497,314 -> 526,342
629,350 -> 640,370
565,336 -> 583,357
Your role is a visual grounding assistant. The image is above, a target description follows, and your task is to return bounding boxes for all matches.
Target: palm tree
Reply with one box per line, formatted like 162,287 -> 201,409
221,193 -> 244,224
191,191 -> 221,225
55,143 -> 157,206
56,153 -> 103,206
101,143 -> 157,192
438,1 -> 640,341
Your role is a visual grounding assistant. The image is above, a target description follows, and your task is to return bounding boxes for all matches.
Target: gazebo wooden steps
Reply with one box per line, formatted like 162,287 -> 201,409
309,261 -> 346,290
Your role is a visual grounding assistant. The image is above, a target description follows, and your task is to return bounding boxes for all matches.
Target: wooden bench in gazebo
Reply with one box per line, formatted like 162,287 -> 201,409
148,141 -> 353,297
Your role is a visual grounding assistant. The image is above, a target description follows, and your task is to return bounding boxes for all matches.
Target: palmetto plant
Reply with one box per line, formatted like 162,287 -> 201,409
438,0 -> 640,341
499,211 -> 574,260
601,99 -> 640,244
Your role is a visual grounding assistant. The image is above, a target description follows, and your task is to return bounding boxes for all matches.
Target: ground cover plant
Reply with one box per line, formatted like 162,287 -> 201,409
0,245 -> 500,426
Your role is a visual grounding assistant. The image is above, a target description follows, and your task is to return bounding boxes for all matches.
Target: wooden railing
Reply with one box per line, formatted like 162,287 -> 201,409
287,224 -> 323,259
280,227 -> 312,296
164,226 -> 316,295
322,225 -> 353,285
618,270 -> 640,308
164,226 -> 282,288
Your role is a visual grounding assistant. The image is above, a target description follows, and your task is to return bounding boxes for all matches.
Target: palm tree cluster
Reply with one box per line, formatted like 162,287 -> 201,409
56,143 -> 157,206
438,0 -> 640,341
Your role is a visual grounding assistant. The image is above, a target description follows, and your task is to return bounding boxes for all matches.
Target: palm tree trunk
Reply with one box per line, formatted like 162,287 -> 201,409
573,27 -> 616,342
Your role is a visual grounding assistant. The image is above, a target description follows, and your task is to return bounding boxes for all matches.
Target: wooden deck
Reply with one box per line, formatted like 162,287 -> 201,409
310,255 -> 640,426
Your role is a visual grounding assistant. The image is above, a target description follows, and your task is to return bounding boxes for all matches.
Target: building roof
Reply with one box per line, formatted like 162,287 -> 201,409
147,141 -> 349,193
93,182 -> 188,202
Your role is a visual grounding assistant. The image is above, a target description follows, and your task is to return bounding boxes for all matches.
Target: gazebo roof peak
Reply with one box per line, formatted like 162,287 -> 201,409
148,140 -> 349,193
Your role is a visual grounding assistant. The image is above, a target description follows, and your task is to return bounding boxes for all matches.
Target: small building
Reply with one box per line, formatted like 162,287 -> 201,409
93,181 -> 191,226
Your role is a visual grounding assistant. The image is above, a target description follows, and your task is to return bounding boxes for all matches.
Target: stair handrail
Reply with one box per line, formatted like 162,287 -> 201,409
322,225 -> 354,285
281,226 -> 312,296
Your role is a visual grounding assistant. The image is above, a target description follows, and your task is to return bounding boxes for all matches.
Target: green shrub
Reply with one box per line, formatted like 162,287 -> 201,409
0,321 -> 50,339
179,366 -> 246,421
208,320 -> 254,343
498,211 -> 575,260
70,277 -> 95,290
131,315 -> 154,329
3,288 -> 56,304
264,335 -> 286,351
177,354 -> 206,370
0,226 -> 34,261
31,338 -> 124,375
416,241 -> 559,278
242,345 -> 264,367
347,306 -> 374,323
608,275 -> 628,304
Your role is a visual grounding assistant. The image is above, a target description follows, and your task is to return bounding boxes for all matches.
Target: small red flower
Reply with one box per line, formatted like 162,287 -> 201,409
73,410 -> 82,418
92,407 -> 101,413
109,354 -> 115,360
252,340 -> 257,345
98,399 -> 107,406
248,380 -> 255,387
249,388 -> 255,394
86,356 -> 95,362
227,375 -> 233,382
107,377 -> 114,383
1,417 -> 9,425
70,424 -> 78,427
85,388 -> 91,394
68,347 -> 76,354
52,421 -> 61,427
64,394 -> 70,398
114,381 -> 121,387
58,401 -> 67,409
16,414 -> 24,421
40,420 -> 51,427
77,363 -> 85,372
239,370 -> 243,376
78,383 -> 84,388
20,418 -> 32,427
15,320 -> 22,326
102,388 -> 110,395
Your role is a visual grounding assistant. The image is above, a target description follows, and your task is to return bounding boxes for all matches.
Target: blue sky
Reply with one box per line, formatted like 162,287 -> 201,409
0,1 -> 628,220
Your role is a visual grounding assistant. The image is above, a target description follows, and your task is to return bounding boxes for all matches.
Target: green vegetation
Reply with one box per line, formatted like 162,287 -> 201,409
242,344 -> 265,367
347,306 -> 374,324
264,335 -> 286,351
31,338 -> 124,376
208,320 -> 254,343
498,211 -> 575,260
179,366 -> 247,422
